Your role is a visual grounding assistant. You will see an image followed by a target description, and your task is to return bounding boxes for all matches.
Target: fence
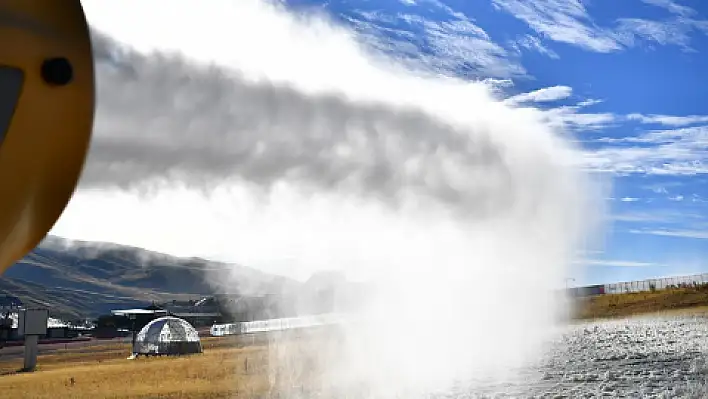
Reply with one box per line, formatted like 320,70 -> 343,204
573,273 -> 708,297
210,313 -> 344,337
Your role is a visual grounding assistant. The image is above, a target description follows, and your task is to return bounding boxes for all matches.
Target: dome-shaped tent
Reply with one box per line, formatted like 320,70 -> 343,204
132,316 -> 202,356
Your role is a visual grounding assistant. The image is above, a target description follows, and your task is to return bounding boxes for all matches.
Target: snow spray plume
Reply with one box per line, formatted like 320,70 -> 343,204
88,34 -> 539,223
81,2 -> 605,396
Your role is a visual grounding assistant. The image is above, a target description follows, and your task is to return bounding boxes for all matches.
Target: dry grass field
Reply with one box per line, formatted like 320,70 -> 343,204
0,331 -> 336,399
3,288 -> 708,398
574,286 -> 708,320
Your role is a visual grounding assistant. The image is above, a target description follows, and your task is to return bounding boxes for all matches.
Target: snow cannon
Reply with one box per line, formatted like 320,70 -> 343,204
0,1 -> 95,273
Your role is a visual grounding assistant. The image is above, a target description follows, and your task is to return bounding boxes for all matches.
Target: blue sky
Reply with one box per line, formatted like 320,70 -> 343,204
280,0 -> 708,285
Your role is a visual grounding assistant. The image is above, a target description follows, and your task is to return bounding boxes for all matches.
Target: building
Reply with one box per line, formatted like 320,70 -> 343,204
109,308 -> 169,345
0,296 -> 91,343
159,299 -> 221,327
109,298 -> 223,339
567,284 -> 606,298
0,295 -> 23,342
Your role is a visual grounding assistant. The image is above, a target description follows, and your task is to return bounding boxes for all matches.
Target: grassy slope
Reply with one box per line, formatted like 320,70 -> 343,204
574,286 -> 708,320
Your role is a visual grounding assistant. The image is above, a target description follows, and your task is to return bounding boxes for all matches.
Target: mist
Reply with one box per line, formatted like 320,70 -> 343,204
52,0 -> 606,396
86,31 -> 571,225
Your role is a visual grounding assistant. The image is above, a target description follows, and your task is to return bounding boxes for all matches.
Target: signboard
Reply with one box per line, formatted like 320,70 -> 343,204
18,308 -> 48,336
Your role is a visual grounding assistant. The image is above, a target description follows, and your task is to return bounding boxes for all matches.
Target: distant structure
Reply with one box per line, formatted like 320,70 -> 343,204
130,316 -> 202,359
160,299 -> 221,327
569,273 -> 708,297
0,295 -> 23,343
210,313 -> 343,337
567,284 -> 605,298
111,307 -> 169,348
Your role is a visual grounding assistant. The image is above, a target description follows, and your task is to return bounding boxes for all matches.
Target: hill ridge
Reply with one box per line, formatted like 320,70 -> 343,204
0,235 -> 293,320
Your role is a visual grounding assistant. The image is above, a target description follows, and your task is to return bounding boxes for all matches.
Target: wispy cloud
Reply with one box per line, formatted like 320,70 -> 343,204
579,259 -> 662,267
627,113 -> 708,127
492,0 -> 708,53
346,2 -> 527,78
645,184 -> 668,194
493,86 -> 616,134
577,98 -> 603,108
642,181 -> 686,194
640,0 -> 696,17
509,34 -> 559,59
691,194 -> 708,203
620,197 -> 640,202
629,229 -> 708,239
480,78 -> 515,95
613,209 -> 705,224
614,211 -> 669,223
504,85 -> 572,105
614,17 -> 695,50
541,105 -> 618,131
584,125 -> 708,175
491,0 -> 622,52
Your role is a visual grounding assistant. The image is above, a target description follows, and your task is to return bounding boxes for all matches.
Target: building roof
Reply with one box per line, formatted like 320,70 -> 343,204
171,312 -> 221,318
111,309 -> 168,316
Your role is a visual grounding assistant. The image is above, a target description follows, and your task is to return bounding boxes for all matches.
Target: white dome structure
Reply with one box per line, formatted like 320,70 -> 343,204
132,316 -> 202,356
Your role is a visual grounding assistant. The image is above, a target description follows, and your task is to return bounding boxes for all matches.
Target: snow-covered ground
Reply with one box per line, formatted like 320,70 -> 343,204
453,316 -> 708,398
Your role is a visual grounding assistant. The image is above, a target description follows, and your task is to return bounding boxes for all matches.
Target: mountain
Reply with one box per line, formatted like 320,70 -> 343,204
0,236 -> 295,320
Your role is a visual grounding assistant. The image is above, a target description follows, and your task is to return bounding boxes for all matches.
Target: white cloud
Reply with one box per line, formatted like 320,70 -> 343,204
612,208 -> 706,225
578,259 -> 661,267
620,197 -> 640,202
481,78 -> 514,87
510,34 -> 559,59
606,125 -> 708,145
491,0 -> 622,52
647,185 -> 668,194
504,85 -> 572,105
614,17 -> 694,49
346,2 -> 527,78
669,195 -> 684,201
583,125 -> 708,175
629,229 -> 708,239
640,0 -> 696,17
613,211 -> 668,223
479,78 -> 515,95
492,0 -> 708,53
627,113 -> 708,127
541,106 -> 617,131
497,89 -> 616,133
577,98 -> 603,108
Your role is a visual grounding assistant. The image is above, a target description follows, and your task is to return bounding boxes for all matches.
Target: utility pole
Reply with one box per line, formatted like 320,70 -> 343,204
565,277 -> 575,291
129,314 -> 137,351
565,277 -> 577,295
